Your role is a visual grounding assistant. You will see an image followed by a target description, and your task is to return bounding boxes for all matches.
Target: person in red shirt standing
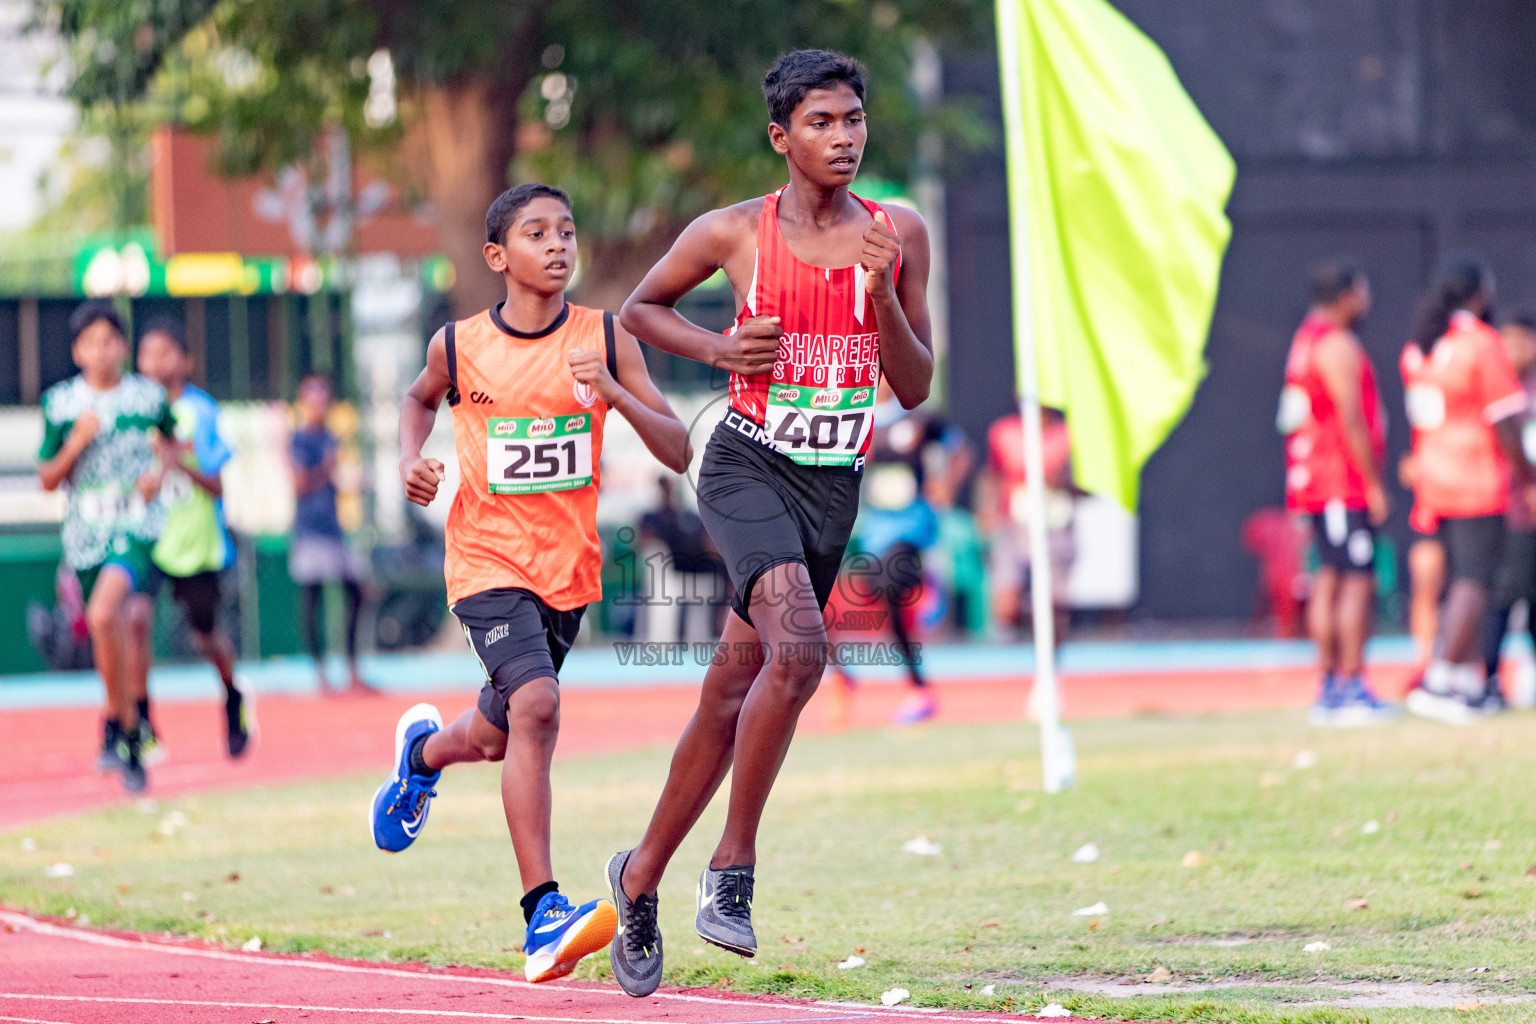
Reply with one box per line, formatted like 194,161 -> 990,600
1278,263 -> 1394,724
1402,260 -> 1536,724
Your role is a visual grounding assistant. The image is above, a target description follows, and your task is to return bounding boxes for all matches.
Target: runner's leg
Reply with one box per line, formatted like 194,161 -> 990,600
85,566 -> 138,736
302,582 -> 327,686
622,613 -> 764,897
711,559 -> 826,870
1335,571 -> 1373,679
1308,567 -> 1339,677
1441,580 -> 1489,665
1408,538 -> 1445,673
502,678 -> 559,892
420,706 -> 505,768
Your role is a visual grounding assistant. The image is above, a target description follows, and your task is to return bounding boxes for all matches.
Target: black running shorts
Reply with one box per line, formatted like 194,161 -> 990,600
696,412 -> 862,626
1309,505 -> 1375,575
451,587 -> 584,733
1438,514 -> 1506,589
146,565 -> 223,636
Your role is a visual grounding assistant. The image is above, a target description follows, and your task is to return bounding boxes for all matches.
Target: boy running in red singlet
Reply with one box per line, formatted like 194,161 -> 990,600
1403,260 -> 1536,724
608,50 -> 934,996
371,183 -> 691,983
1277,263 -> 1395,725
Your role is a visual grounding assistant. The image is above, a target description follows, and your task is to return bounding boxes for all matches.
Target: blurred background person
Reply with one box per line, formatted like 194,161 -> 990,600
37,301 -> 174,792
634,476 -> 726,644
289,375 -> 370,695
1403,260 -> 1535,724
825,380 -> 970,728
978,407 -> 1074,645
1276,263 -> 1393,726
132,318 -> 254,758
1399,451 -> 1445,691
1479,313 -> 1536,709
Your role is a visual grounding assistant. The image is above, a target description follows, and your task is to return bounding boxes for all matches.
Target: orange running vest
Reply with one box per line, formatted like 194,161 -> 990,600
728,188 -> 898,467
442,303 -> 614,609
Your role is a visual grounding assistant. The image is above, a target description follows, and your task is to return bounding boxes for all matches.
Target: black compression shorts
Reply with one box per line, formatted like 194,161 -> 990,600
695,413 -> 862,626
1310,505 -> 1376,575
452,587 -> 583,733
146,565 -> 223,636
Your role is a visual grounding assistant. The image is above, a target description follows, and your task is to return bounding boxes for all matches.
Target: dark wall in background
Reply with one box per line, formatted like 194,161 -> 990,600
943,0 -> 1536,621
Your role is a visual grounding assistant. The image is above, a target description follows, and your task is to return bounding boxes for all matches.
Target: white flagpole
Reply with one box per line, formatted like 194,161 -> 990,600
995,0 -> 1070,793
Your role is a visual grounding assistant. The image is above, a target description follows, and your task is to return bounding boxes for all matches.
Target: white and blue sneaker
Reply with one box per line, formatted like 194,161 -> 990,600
1332,675 -> 1398,726
369,703 -> 443,853
523,890 -> 618,983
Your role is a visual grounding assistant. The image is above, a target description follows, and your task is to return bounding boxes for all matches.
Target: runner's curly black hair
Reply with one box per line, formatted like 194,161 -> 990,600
486,183 -> 572,246
762,49 -> 867,128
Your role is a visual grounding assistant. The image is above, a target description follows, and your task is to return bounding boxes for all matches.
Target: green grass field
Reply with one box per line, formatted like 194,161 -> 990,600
6,707 -> 1536,1023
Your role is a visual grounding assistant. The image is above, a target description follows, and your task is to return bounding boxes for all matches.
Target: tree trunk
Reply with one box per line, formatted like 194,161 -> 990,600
571,233 -> 681,316
420,76 -> 529,319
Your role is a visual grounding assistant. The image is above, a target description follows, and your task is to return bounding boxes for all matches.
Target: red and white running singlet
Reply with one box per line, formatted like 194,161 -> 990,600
1277,313 -> 1385,513
728,187 -> 898,468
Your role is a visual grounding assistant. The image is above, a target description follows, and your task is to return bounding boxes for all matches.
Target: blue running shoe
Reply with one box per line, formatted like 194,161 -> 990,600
1307,674 -> 1342,727
1332,675 -> 1398,727
370,703 -> 442,852
523,890 -> 618,983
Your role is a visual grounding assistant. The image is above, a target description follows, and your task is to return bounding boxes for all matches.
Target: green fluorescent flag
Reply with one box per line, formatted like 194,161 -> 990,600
995,0 -> 1235,510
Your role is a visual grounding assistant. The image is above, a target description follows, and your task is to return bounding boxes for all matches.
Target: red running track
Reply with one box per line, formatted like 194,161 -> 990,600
0,662 -> 1326,1022
0,910 -> 1053,1024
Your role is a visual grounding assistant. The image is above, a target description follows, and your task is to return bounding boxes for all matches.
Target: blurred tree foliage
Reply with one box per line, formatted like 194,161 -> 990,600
34,0 -> 990,311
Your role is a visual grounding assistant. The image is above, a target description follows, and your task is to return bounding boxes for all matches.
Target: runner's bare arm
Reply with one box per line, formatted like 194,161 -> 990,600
621,207 -> 780,376
568,324 -> 692,474
178,452 -> 224,499
1315,330 -> 1387,525
867,205 -> 933,409
37,410 -> 99,491
398,327 -> 452,506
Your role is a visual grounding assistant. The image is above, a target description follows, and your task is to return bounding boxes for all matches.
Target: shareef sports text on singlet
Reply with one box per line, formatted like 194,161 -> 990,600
762,329 -> 878,467
730,187 -> 895,469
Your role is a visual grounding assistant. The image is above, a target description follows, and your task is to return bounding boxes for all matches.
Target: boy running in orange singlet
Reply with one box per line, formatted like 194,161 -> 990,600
609,50 -> 934,996
371,183 -> 691,983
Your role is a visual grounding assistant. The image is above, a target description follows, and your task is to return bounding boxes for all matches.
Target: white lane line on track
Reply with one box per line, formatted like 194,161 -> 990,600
0,911 -> 1014,1023
0,995 -> 882,1024
0,1015 -> 82,1024
0,994 -> 699,1023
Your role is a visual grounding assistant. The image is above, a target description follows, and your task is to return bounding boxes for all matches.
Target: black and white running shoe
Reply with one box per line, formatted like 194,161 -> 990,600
695,863 -> 755,957
607,850 -> 663,997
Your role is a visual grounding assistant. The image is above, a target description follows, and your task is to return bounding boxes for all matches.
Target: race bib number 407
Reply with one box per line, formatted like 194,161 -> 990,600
486,415 -> 593,494
764,384 -> 875,468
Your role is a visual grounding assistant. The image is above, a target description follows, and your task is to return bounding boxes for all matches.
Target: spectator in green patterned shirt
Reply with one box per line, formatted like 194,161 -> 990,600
38,300 -> 176,793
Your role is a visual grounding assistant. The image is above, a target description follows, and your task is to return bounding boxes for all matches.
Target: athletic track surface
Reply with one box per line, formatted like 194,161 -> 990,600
0,641 -> 1413,1023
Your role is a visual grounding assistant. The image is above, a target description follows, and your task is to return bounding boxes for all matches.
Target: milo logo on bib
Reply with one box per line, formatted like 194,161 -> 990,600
486,415 -> 593,494
763,330 -> 879,467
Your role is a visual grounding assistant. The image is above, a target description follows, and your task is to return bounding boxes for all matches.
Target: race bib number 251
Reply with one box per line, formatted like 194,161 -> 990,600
486,415 -> 593,494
